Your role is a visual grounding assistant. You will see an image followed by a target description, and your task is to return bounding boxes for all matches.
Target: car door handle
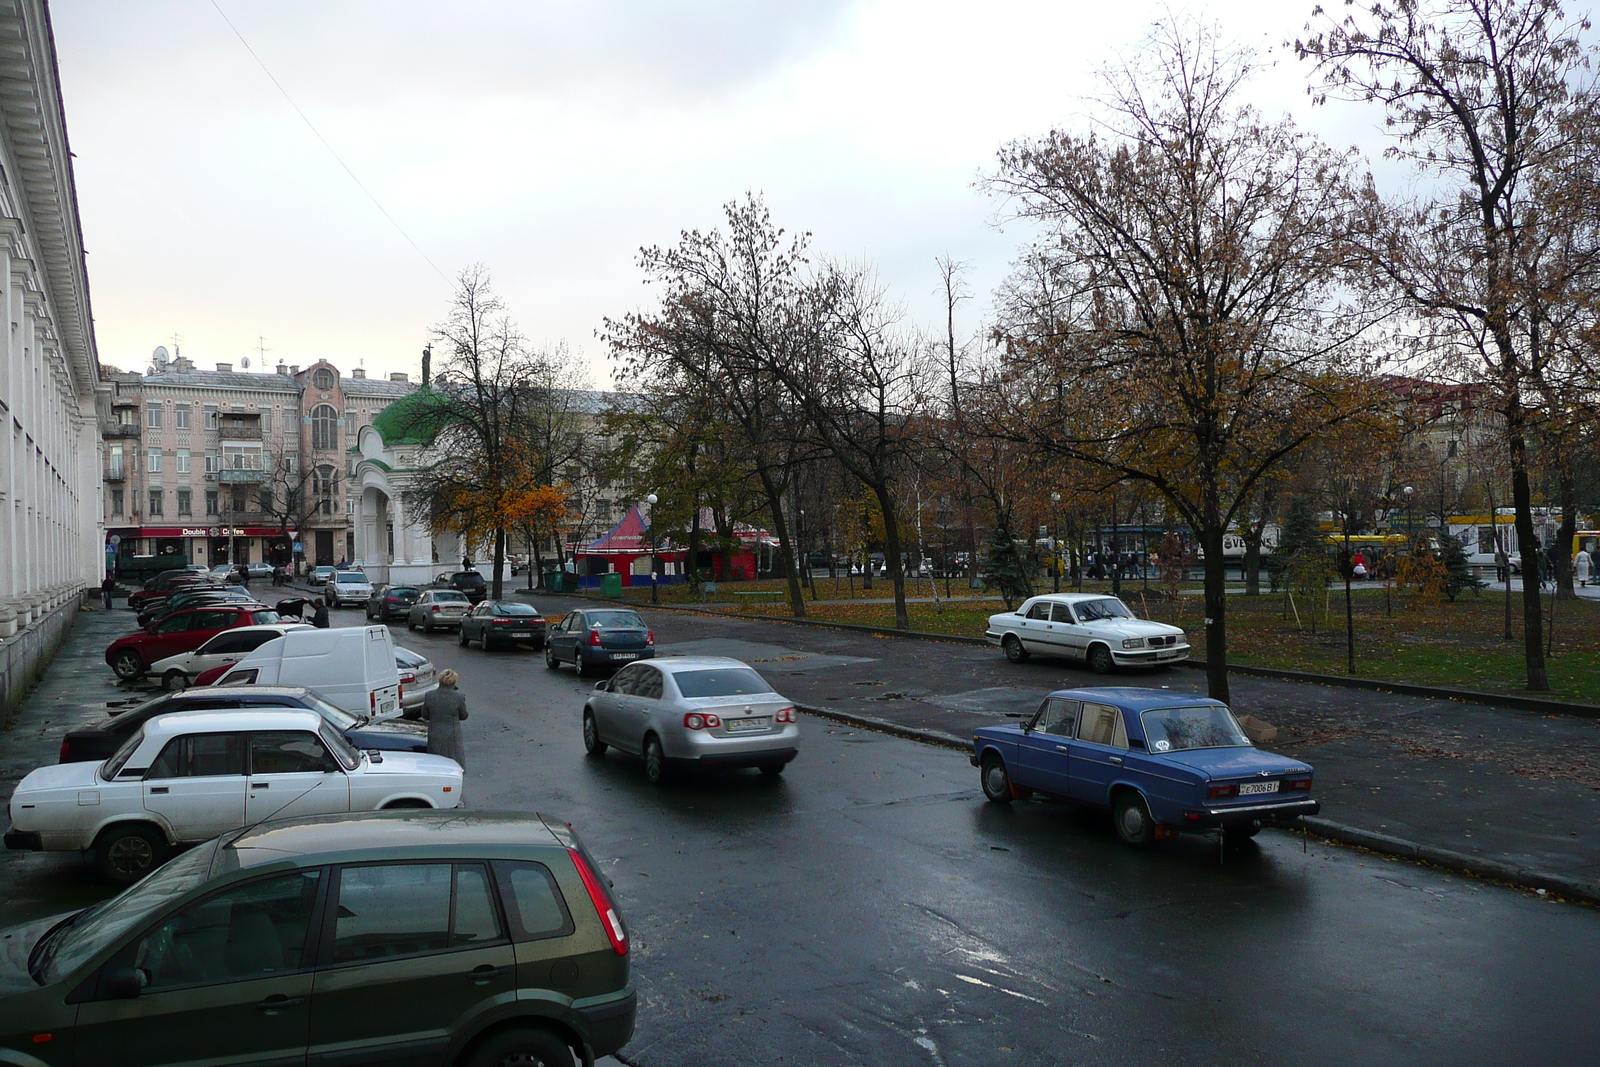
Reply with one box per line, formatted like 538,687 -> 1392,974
468,964 -> 509,983
1109,756 -> 1123,765
256,994 -> 305,1014
1054,745 -> 1069,753
250,782 -> 269,789
148,786 -> 169,794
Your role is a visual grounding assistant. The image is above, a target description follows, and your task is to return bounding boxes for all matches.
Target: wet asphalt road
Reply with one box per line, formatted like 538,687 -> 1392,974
6,603 -> 1600,1066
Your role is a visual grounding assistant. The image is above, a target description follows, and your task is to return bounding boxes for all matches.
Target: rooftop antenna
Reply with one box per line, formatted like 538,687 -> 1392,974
257,335 -> 270,362
170,332 -> 182,358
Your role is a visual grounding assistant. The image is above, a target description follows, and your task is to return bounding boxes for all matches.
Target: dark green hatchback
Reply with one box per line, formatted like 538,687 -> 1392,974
0,810 -> 634,1067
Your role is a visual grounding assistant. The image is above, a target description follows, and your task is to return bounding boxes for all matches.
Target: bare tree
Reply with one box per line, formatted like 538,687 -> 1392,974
985,22 -> 1385,701
1299,0 -> 1600,690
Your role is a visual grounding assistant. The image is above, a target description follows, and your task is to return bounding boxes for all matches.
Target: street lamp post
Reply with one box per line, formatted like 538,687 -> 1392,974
1402,485 -> 1416,554
645,493 -> 659,604
1050,492 -> 1062,593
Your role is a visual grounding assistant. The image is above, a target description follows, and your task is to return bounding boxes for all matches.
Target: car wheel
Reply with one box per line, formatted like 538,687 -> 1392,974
458,627 -> 469,647
758,760 -> 786,778
643,735 -> 669,786
162,669 -> 190,692
583,711 -> 606,756
545,644 -> 561,670
1112,791 -> 1156,848
406,619 -> 416,631
1088,644 -> 1115,675
1002,634 -> 1029,664
576,653 -> 593,678
423,620 -> 434,634
95,823 -> 166,885
980,754 -> 1015,803
464,1026 -> 573,1067
111,650 -> 145,681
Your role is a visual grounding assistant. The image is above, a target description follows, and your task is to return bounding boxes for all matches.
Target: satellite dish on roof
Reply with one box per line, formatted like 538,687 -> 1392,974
152,345 -> 170,365
240,356 -> 251,369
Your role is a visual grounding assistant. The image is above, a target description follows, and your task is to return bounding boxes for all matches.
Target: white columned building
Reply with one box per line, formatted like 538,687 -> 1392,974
350,393 -> 460,587
0,0 -> 105,713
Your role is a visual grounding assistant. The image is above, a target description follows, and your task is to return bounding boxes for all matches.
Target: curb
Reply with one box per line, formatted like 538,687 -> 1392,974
1301,817 -> 1600,906
793,701 -> 1600,905
537,591 -> 1600,719
796,703 -> 970,750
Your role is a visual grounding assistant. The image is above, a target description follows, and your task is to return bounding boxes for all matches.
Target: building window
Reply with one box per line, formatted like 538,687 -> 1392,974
205,490 -> 219,516
204,451 -> 219,473
117,407 -> 137,427
147,449 -> 163,473
260,409 -> 272,434
313,367 -> 335,391
205,406 -> 219,429
176,488 -> 192,516
148,489 -> 164,516
258,487 -> 274,512
146,404 -> 163,429
315,465 -> 338,515
311,404 -> 339,450
175,404 -> 191,430
108,444 -> 124,480
283,453 -> 298,473
176,449 -> 190,474
110,488 -> 124,516
230,487 -> 247,513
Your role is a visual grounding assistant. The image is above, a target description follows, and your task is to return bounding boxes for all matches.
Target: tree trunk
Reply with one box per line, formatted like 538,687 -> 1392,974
529,526 -> 543,592
1556,472 -> 1577,601
688,508 -> 702,591
757,470 -> 806,617
875,484 -> 910,630
491,527 -> 506,600
1506,408 -> 1549,690
1201,524 -> 1230,702
1243,534 -> 1262,596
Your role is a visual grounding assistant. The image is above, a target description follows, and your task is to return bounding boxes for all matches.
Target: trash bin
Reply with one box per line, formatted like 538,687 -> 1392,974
541,569 -> 563,593
600,573 -> 623,599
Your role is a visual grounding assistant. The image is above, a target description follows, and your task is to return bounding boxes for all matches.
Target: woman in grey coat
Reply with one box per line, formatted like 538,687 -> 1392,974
422,669 -> 468,769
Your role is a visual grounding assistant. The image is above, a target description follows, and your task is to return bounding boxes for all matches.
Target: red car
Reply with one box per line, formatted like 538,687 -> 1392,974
104,604 -> 280,682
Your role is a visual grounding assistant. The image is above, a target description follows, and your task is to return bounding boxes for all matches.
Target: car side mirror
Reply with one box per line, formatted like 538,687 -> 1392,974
594,680 -> 609,692
104,966 -> 146,999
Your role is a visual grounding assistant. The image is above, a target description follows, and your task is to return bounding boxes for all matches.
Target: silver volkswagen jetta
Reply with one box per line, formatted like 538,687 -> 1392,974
581,655 -> 799,785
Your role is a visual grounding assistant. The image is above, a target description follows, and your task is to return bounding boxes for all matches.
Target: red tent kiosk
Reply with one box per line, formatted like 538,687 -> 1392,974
573,506 -> 684,588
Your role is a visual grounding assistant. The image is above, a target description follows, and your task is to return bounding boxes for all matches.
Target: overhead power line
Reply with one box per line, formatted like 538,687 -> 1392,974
208,0 -> 451,284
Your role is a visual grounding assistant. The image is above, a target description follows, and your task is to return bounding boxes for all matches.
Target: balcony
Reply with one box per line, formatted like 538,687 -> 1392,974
104,467 -> 126,483
111,395 -> 139,408
218,422 -> 263,441
103,423 -> 141,439
218,467 -> 266,484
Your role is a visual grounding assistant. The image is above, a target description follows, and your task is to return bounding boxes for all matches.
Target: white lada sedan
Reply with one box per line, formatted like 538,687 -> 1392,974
4,708 -> 463,884
986,593 -> 1190,673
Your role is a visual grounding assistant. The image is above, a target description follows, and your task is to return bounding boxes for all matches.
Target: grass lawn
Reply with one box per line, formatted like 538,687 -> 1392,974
692,582 -> 1600,705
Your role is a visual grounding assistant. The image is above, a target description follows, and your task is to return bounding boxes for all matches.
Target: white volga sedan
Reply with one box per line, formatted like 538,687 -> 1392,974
3,708 -> 462,883
986,593 -> 1190,673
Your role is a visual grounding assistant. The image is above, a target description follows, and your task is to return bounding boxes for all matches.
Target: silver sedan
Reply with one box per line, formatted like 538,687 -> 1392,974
581,655 -> 799,785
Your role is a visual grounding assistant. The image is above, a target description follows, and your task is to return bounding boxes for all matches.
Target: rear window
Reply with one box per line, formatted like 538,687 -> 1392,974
587,611 -> 644,628
672,668 -> 774,698
491,602 -> 538,616
102,727 -> 146,778
388,587 -> 419,598
1140,705 -> 1251,752
432,591 -> 468,603
250,611 -> 281,625
492,860 -> 573,941
394,647 -> 429,668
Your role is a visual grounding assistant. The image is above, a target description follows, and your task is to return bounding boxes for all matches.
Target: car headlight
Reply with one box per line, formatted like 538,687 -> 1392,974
1121,638 -> 1147,649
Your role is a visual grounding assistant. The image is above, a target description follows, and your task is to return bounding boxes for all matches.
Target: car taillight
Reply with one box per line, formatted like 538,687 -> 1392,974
683,712 -> 723,730
568,847 -> 627,955
646,630 -> 654,646
59,740 -> 69,762
589,629 -> 602,647
775,707 -> 796,723
431,605 -> 440,613
1288,777 -> 1313,791
370,691 -> 377,714
1207,783 -> 1238,799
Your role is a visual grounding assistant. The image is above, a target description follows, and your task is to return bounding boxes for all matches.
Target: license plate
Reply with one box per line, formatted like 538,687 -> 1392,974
377,697 -> 397,715
726,717 -> 770,732
1238,781 -> 1279,796
611,652 -> 637,661
509,632 -> 531,638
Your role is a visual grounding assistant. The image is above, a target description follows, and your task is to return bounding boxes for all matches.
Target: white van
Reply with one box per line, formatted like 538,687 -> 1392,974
215,625 -> 403,720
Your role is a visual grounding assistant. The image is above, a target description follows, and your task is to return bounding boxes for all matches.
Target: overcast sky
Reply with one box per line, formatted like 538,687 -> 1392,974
55,0 -> 1402,385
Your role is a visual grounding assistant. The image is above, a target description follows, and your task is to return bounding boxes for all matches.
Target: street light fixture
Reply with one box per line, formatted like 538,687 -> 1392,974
1401,485 -> 1415,553
645,493 -> 659,604
1050,492 -> 1062,593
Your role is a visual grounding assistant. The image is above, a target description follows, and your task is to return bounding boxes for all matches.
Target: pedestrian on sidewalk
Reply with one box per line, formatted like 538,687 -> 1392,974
100,573 -> 116,610
1576,549 -> 1592,588
240,568 -> 250,591
422,668 -> 468,770
311,598 -> 329,628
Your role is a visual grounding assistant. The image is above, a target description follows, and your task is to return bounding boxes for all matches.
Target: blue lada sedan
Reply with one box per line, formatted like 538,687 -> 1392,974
970,687 -> 1319,846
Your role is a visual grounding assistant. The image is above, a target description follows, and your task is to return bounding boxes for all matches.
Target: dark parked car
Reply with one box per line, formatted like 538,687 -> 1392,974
439,569 -> 489,603
460,600 -> 547,650
366,583 -> 421,621
0,810 -> 634,1067
545,608 -> 653,676
126,573 -> 212,613
60,685 -> 428,764
135,587 -> 256,628
104,605 -> 281,681
971,686 -> 1319,847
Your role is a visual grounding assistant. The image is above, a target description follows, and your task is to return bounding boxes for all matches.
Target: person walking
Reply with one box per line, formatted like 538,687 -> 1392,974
311,598 -> 330,629
422,668 -> 469,771
1578,547 -> 1594,588
100,572 -> 116,610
